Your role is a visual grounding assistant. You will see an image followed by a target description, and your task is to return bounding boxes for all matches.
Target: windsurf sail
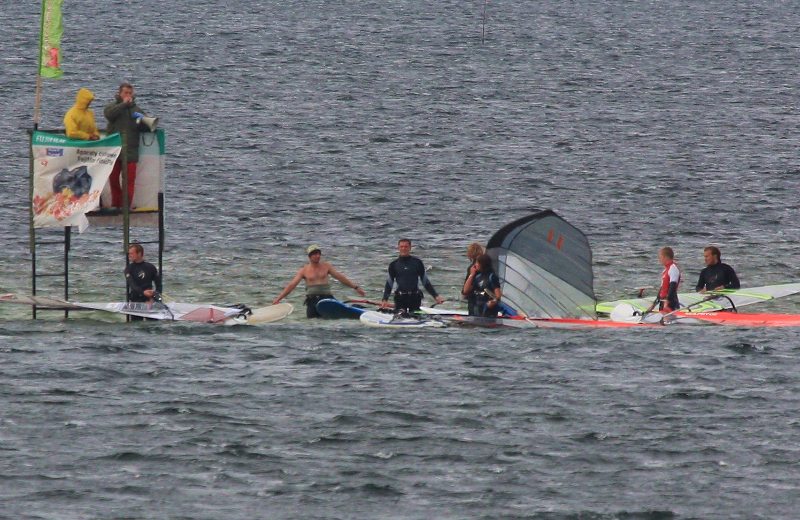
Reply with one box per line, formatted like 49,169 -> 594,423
596,283 -> 800,315
1,293 -> 248,323
486,210 -> 596,320
73,301 -> 246,323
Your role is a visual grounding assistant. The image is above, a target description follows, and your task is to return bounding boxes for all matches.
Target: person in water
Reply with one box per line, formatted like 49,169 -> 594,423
64,88 -> 100,141
695,246 -> 740,292
380,239 -> 445,314
464,242 -> 484,315
272,245 -> 366,318
652,246 -> 681,313
125,243 -> 162,321
462,253 -> 502,317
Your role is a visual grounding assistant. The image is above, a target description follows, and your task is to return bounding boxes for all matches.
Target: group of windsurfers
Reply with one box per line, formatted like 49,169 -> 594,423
652,245 -> 740,313
55,84 -> 743,322
123,240 -> 739,321
268,241 -> 739,319
271,239 -> 504,319
272,239 -> 451,318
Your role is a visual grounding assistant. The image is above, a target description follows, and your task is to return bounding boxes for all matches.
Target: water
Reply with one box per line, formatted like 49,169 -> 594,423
1,1 -> 800,518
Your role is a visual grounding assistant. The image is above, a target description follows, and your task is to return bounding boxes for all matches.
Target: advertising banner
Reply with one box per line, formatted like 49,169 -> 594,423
32,131 -> 121,232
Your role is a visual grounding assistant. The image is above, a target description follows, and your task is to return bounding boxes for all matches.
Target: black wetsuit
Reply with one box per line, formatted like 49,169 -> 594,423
464,262 -> 477,315
304,292 -> 333,319
466,270 -> 501,317
695,262 -> 740,292
125,261 -> 161,302
382,255 -> 439,313
124,260 -> 161,321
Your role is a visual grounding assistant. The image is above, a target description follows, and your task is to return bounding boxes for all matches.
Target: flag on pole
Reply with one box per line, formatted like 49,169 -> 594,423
39,0 -> 64,79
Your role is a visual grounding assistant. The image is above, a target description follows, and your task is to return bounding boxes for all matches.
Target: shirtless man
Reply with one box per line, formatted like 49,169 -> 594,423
272,245 -> 367,318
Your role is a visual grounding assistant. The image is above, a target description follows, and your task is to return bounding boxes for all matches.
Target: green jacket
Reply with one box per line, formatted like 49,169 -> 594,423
104,95 -> 144,162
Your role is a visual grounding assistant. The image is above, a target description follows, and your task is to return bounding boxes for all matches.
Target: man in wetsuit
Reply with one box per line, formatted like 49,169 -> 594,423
380,239 -> 445,314
125,243 -> 162,321
272,244 -> 366,318
695,246 -> 740,292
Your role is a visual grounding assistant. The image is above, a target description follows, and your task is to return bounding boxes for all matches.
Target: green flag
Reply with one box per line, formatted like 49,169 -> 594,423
39,0 -> 64,79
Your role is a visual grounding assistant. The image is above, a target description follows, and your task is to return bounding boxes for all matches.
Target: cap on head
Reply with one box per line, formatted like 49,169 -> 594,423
306,244 -> 321,256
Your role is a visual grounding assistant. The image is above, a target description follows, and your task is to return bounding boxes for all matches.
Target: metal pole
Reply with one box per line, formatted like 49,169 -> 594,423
64,225 -> 70,318
481,0 -> 488,44
121,146 -> 131,321
33,76 -> 44,129
29,131 -> 37,319
33,0 -> 45,127
158,191 -> 164,288
30,0 -> 47,318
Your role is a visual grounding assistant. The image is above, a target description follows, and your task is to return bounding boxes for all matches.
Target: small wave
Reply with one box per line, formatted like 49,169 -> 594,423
309,433 -> 359,445
330,413 -> 367,426
216,443 -> 275,460
358,482 -> 404,497
98,451 -> 154,462
662,390 -> 715,400
369,410 -> 434,423
292,356 -> 325,365
724,342 -> 772,354
575,431 -> 611,442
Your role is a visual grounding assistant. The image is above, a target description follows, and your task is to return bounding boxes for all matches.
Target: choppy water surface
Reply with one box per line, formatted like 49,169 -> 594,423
1,1 -> 799,518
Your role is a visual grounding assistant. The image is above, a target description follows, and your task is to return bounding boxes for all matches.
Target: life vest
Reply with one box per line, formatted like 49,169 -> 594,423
658,261 -> 681,299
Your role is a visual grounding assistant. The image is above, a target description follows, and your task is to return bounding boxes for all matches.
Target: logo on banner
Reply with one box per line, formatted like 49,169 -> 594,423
46,148 -> 64,157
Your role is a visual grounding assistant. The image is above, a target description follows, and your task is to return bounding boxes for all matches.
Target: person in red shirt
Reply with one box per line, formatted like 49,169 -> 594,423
656,247 -> 681,312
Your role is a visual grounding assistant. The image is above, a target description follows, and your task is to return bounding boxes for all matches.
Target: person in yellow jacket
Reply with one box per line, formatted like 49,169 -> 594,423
63,88 -> 100,140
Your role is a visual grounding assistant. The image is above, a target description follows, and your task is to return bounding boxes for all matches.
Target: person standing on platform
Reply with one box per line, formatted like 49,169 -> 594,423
104,82 -> 148,210
64,88 -> 100,140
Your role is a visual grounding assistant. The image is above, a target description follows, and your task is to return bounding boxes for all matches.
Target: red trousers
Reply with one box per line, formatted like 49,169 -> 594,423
109,159 -> 137,208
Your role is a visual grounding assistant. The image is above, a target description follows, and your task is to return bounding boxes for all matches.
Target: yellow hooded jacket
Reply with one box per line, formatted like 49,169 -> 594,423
64,88 -> 99,140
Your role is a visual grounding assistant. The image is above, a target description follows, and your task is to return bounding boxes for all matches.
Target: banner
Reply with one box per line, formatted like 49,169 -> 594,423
39,0 -> 64,79
32,132 -> 121,232
104,130 -> 166,211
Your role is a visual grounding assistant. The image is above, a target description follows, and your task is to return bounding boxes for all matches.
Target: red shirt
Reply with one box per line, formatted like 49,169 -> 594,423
659,261 -> 681,299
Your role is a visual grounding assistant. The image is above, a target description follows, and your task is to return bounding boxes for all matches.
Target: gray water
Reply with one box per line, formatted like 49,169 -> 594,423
1,1 -> 800,518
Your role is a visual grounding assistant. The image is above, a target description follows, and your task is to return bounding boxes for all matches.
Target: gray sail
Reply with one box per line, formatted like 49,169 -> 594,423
486,210 -> 596,319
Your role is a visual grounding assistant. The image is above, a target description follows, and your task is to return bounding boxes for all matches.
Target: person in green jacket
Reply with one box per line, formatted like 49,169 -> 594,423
104,82 -> 148,209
